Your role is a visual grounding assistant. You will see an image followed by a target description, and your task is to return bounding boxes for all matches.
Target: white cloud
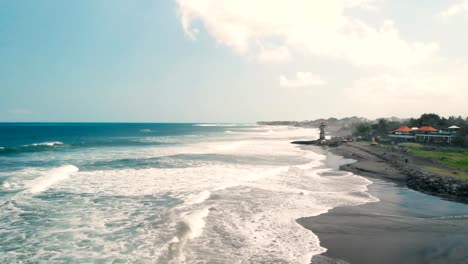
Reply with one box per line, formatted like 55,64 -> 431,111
344,65 -> 468,117
176,0 -> 438,69
440,0 -> 468,18
280,72 -> 326,87
343,0 -> 377,9
257,46 -> 292,63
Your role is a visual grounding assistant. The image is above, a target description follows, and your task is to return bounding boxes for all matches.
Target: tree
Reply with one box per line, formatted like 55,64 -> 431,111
353,122 -> 372,139
408,118 -> 418,128
418,113 -> 441,127
453,136 -> 467,147
370,118 -> 389,136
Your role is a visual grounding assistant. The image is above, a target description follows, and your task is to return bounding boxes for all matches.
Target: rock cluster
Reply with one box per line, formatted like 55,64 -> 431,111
405,168 -> 468,201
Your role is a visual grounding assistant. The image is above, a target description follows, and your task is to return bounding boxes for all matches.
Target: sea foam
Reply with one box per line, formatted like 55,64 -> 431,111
29,141 -> 63,147
28,165 -> 79,194
2,181 -> 10,189
0,125 -> 377,263
67,128 -> 375,263
192,123 -> 250,127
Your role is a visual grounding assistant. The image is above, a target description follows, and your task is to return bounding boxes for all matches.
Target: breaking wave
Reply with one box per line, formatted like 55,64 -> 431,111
192,123 -> 253,127
27,165 -> 79,194
30,141 -> 63,147
0,139 -> 168,155
0,125 -> 376,263
0,142 -> 64,155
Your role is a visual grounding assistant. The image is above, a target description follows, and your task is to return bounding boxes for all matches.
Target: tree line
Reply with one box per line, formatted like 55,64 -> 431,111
352,113 -> 468,147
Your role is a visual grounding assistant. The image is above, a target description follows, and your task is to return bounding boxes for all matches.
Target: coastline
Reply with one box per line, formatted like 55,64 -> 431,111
294,141 -> 468,203
297,144 -> 468,264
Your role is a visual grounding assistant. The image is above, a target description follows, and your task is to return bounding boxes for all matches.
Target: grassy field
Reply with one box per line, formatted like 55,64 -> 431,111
424,166 -> 468,180
402,143 -> 468,171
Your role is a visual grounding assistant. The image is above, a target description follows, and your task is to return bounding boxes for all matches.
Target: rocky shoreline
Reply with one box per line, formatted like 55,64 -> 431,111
405,167 -> 468,202
295,141 -> 468,203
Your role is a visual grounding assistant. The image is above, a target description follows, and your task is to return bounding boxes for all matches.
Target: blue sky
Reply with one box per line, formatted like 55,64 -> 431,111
1,0 -> 468,122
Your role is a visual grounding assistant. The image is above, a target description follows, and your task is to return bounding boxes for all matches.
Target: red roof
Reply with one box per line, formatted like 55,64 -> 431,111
418,126 -> 438,132
394,126 -> 412,133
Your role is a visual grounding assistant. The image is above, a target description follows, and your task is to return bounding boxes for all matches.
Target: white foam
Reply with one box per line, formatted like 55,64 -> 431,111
183,207 -> 210,239
193,123 -> 251,127
2,181 -> 10,189
194,124 -> 216,127
28,141 -> 63,147
0,125 -> 377,263
69,164 -> 288,196
63,132 -> 375,263
28,165 -> 79,194
185,190 -> 211,205
18,127 -> 316,167
166,206 -> 211,262
183,164 -> 377,263
137,134 -> 201,145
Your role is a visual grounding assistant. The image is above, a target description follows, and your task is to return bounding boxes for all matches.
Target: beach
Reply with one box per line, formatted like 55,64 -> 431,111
298,145 -> 468,264
2,123 -> 467,263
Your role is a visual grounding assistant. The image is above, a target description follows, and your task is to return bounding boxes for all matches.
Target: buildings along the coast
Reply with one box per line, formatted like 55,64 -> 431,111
389,125 -> 460,144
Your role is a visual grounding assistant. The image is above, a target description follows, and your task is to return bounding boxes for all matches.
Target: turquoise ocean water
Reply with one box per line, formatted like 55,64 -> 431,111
0,123 -> 375,263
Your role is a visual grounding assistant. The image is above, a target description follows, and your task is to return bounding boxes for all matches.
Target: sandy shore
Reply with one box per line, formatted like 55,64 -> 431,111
298,145 -> 468,264
327,143 -> 407,182
303,142 -> 468,203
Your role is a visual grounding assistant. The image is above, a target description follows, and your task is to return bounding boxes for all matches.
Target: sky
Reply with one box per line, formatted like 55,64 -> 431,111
1,0 -> 468,122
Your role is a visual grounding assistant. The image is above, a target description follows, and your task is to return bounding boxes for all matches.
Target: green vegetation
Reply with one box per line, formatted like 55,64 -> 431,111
350,113 -> 468,148
402,143 -> 468,171
424,166 -> 468,180
260,113 -> 468,147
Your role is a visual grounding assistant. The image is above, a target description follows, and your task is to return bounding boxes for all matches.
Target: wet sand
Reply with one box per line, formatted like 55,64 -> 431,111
298,146 -> 468,264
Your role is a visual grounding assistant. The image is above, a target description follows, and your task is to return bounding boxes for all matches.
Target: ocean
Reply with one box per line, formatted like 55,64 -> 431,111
0,123 -> 376,263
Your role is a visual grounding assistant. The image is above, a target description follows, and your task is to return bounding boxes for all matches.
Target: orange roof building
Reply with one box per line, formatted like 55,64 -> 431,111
389,125 -> 455,144
417,126 -> 438,132
394,126 -> 413,133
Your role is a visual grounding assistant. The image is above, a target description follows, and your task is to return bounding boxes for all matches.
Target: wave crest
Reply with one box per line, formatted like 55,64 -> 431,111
28,165 -> 79,194
193,123 -> 252,127
0,141 -> 64,155
30,141 -> 63,147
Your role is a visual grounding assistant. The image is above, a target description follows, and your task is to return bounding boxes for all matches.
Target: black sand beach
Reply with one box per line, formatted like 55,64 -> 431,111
299,146 -> 468,264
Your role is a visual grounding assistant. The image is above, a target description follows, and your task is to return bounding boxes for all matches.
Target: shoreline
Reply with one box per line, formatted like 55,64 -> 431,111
298,144 -> 468,264
294,141 -> 468,203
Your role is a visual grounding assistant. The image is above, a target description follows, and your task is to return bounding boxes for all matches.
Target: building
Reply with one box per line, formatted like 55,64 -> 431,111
448,125 -> 461,134
388,125 -> 459,144
388,126 -> 414,142
415,126 -> 453,144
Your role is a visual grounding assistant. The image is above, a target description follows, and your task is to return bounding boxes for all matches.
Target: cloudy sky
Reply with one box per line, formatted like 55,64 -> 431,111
1,0 -> 467,122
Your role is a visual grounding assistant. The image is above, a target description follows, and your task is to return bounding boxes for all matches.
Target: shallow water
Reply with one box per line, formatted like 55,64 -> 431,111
0,123 -> 377,263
